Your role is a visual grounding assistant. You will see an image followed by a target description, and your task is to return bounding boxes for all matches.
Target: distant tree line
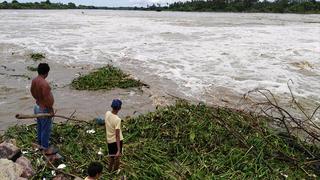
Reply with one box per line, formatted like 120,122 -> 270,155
0,0 -> 155,10
1,0 -> 319,13
167,0 -> 320,13
0,0 -> 96,9
0,0 -> 160,10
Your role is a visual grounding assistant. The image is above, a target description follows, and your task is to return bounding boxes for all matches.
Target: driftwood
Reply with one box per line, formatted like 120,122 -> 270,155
241,80 -> 320,175
15,113 -> 89,124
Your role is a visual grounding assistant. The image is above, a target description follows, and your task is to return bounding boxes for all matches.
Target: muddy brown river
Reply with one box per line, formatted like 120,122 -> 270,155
0,10 -> 319,133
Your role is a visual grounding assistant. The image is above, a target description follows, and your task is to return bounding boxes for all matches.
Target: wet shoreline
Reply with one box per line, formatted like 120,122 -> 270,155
1,42 -> 319,133
0,43 -> 167,133
0,42 -> 247,134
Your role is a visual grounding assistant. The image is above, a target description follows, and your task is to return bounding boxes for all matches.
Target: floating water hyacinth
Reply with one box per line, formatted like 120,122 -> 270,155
3,101 -> 320,179
30,53 -> 45,61
71,65 -> 145,90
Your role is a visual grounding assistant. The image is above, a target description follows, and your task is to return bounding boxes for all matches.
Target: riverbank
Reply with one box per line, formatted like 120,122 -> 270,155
1,100 -> 319,179
0,43 -> 179,134
2,57 -> 320,179
1,1 -> 320,14
167,1 -> 320,14
0,11 -> 319,178
0,41 -> 245,134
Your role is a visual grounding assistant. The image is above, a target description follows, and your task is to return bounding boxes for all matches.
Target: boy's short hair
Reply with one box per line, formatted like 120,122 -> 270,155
37,63 -> 50,75
111,99 -> 122,110
87,162 -> 103,177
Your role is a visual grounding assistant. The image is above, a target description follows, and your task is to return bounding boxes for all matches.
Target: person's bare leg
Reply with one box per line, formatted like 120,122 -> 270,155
108,157 -> 115,172
114,156 -> 120,171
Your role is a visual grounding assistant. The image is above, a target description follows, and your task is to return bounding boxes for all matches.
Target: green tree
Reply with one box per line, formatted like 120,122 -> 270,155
68,2 -> 76,9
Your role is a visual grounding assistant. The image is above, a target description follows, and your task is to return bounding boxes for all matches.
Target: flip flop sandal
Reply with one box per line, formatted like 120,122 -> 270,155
44,147 -> 59,156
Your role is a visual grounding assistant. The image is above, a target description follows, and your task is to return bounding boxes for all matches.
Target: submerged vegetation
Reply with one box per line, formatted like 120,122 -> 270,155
71,65 -> 145,90
3,101 -> 320,179
30,53 -> 45,61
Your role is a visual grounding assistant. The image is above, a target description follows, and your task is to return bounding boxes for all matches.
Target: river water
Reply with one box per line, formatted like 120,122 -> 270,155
0,10 -> 319,131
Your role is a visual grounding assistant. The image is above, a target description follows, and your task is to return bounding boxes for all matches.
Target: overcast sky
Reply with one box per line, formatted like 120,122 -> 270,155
2,0 -> 188,7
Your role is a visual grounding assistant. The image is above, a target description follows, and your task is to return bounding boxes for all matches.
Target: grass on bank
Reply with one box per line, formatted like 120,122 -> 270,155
3,101 -> 320,179
71,65 -> 145,90
30,53 -> 45,61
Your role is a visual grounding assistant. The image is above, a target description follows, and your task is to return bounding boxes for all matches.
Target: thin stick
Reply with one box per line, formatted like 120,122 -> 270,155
15,113 -> 90,124
287,80 -> 320,130
67,110 -> 77,123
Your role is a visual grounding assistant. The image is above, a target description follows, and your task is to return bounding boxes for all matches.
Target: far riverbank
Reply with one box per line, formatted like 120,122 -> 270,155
1,0 -> 320,14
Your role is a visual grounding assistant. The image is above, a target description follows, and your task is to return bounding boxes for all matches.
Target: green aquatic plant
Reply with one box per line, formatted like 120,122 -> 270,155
3,101 -> 319,179
30,53 -> 45,61
71,65 -> 145,90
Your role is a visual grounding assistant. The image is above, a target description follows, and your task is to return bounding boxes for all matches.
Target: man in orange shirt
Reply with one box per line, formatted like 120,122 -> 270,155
30,63 -> 54,154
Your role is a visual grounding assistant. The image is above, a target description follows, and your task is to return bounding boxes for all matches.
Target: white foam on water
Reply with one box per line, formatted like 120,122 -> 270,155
0,10 -> 319,104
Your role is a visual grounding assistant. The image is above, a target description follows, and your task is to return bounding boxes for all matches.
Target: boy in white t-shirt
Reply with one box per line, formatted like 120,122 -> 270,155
105,99 -> 123,172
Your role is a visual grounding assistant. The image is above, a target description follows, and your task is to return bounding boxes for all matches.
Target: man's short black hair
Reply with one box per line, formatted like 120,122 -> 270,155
37,63 -> 50,75
87,162 -> 103,177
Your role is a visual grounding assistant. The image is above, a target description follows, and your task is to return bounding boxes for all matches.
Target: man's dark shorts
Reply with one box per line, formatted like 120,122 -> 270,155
108,141 -> 123,155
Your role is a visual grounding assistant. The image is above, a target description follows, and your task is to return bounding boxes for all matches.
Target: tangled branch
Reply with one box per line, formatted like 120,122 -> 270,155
244,81 -> 320,143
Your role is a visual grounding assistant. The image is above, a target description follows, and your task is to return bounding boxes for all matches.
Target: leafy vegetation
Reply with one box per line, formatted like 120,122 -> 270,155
71,65 -> 145,90
3,101 -> 320,179
30,53 -> 45,61
167,0 -> 320,13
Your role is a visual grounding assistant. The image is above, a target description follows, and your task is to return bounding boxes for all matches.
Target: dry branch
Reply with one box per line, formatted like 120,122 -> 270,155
15,113 -> 90,124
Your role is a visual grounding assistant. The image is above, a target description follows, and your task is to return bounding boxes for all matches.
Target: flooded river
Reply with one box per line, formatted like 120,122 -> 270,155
0,10 -> 319,132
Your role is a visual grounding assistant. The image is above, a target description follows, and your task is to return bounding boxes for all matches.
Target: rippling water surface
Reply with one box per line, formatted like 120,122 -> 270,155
0,10 -> 319,105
